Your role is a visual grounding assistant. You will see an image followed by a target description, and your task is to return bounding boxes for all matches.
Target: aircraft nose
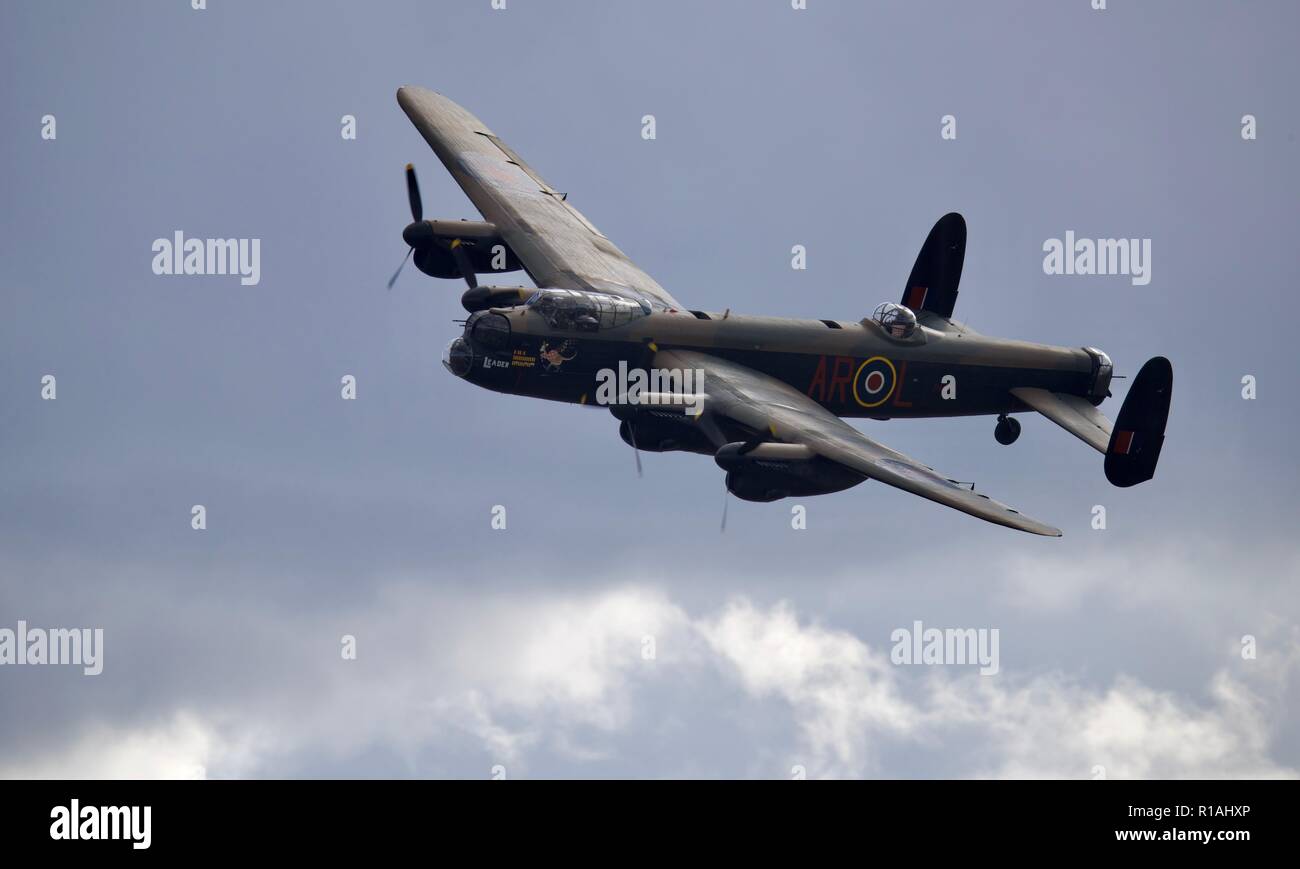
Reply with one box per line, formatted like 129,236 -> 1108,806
442,337 -> 473,377
403,220 -> 434,248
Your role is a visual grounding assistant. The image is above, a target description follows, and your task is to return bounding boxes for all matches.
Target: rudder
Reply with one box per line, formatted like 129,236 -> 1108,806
902,212 -> 966,319
1104,356 -> 1172,487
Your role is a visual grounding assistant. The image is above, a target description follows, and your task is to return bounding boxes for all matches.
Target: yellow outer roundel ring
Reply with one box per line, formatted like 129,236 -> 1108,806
852,356 -> 897,408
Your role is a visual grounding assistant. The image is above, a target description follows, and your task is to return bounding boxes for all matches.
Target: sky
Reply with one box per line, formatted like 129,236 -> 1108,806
1,0 -> 1297,778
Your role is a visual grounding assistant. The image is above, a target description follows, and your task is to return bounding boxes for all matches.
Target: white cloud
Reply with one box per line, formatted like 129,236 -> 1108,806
420,586 -> 690,767
697,597 -> 1296,779
698,599 -> 917,775
2,586 -> 1294,779
0,712 -> 245,780
928,668 -> 1294,779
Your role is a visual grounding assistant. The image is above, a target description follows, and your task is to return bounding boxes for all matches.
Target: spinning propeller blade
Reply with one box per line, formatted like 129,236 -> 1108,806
405,163 -> 423,222
387,246 -> 413,291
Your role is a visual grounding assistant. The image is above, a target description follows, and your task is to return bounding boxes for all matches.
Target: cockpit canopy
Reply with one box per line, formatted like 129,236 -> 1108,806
525,288 -> 651,332
872,302 -> 918,339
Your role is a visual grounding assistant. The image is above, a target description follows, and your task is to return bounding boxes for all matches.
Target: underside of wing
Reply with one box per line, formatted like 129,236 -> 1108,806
397,86 -> 681,310
658,350 -> 1062,537
802,426 -> 1062,536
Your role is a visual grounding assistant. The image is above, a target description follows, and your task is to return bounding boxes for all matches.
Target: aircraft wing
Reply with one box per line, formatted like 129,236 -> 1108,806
397,86 -> 681,309
658,349 -> 1062,537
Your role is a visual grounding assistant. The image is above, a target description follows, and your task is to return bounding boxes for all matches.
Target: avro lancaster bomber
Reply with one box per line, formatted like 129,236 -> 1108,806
391,86 -> 1172,536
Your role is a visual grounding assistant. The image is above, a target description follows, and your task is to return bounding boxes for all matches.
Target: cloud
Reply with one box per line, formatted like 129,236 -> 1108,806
4,586 -> 1292,780
698,599 -> 917,774
421,586 -> 690,767
697,597 -> 1296,779
0,712 -> 239,780
928,669 -> 1294,779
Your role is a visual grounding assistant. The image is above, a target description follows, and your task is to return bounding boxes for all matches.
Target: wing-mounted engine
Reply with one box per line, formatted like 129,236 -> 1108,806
388,164 -> 525,292
460,285 -> 534,312
407,219 -> 523,281
610,401 -> 716,456
617,413 -> 716,455
714,442 -> 866,502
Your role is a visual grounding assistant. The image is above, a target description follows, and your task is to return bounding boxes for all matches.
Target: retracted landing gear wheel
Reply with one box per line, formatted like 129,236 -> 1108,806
994,415 -> 1021,445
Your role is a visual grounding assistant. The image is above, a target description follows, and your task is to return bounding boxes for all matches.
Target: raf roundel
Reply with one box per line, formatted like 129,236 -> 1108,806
853,356 -> 897,408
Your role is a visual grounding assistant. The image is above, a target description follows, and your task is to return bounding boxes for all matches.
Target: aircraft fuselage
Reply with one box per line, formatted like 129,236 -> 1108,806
445,303 -> 1113,421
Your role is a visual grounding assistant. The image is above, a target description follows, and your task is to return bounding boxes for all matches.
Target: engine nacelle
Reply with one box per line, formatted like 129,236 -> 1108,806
715,442 -> 866,502
411,219 -> 523,279
413,244 -> 462,279
461,285 -> 534,312
618,415 -> 714,455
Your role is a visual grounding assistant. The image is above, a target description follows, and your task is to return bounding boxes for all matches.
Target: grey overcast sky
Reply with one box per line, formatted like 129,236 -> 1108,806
1,0 -> 1297,778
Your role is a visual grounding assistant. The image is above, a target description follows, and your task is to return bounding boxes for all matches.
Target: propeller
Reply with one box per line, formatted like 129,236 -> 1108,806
386,247 -> 413,290
631,429 -> 643,478
387,164 -> 424,290
447,238 -> 478,289
389,163 -> 478,290
718,427 -> 768,532
720,481 -> 729,533
405,162 -> 423,222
